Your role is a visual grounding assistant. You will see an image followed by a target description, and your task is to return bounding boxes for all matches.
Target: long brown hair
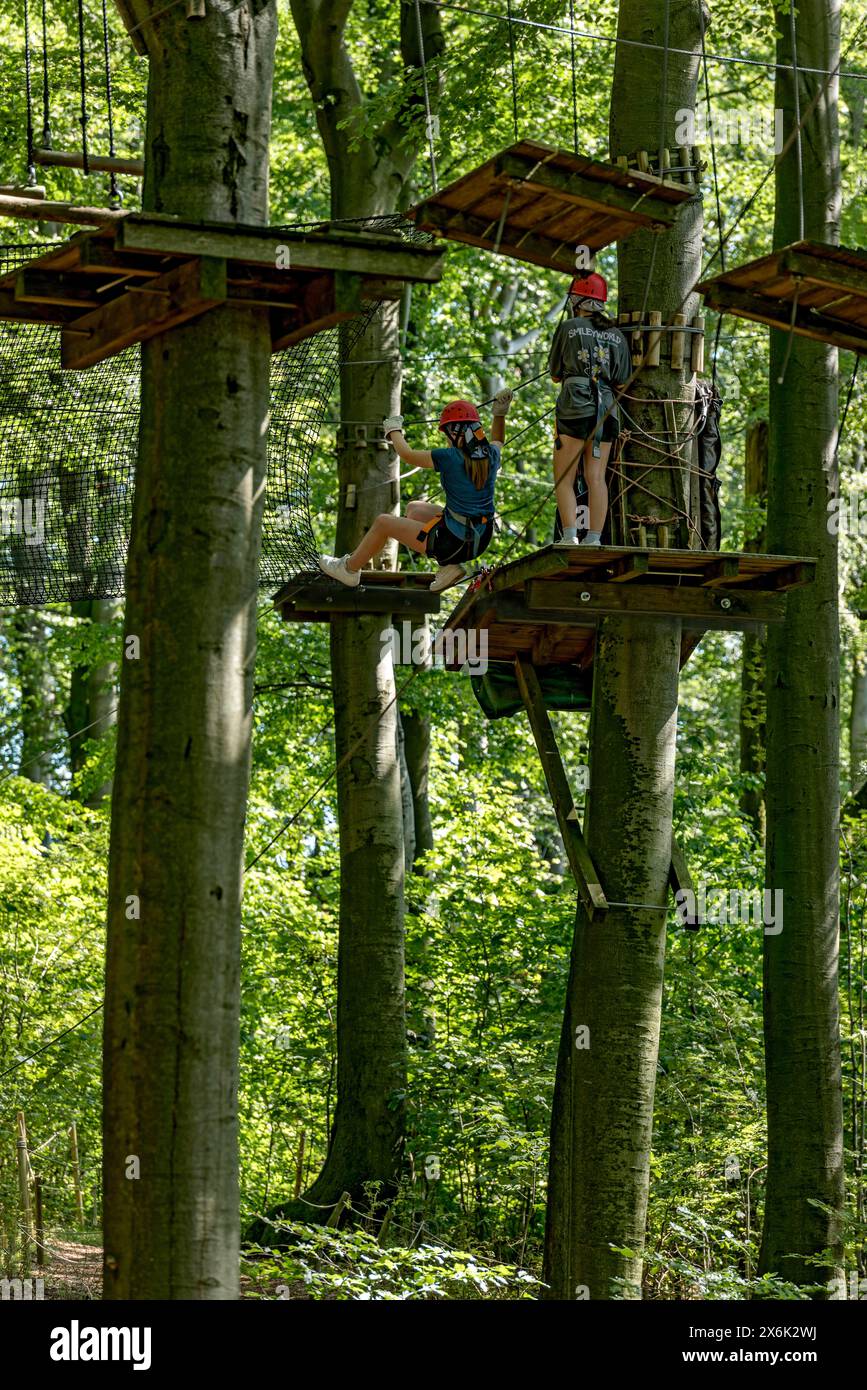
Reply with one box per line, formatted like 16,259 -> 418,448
444,420 -> 491,490
460,441 -> 490,491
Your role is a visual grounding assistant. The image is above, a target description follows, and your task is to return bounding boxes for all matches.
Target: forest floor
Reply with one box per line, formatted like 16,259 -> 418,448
30,1238 -> 308,1300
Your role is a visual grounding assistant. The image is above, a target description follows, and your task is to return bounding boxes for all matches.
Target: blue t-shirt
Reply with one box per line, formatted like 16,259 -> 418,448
431,441 -> 501,539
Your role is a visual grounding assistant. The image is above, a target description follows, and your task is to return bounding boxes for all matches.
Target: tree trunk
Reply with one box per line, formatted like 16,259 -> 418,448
397,713 -> 417,874
285,0 -> 442,1216
850,660 -> 867,791
739,420 -> 768,837
543,0 -> 705,1300
403,709 -> 434,867
11,609 -> 56,786
758,0 -> 845,1290
102,1 -> 277,1300
66,598 -> 120,803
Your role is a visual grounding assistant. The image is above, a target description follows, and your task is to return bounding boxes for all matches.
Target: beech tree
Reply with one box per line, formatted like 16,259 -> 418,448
544,0 -> 706,1300
758,0 -> 845,1290
284,0 -> 443,1214
102,0 -> 278,1299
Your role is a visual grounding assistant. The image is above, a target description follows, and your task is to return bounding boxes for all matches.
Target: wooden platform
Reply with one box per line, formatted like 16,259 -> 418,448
274,569 -> 442,623
407,141 -> 693,273
0,213 -> 444,368
698,240 -> 867,355
439,544 -> 816,671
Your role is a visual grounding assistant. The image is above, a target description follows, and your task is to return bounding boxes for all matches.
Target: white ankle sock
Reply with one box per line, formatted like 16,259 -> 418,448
583,530 -> 601,544
563,526 -> 577,542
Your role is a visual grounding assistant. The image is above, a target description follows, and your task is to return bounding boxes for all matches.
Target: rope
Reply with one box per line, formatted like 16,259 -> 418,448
23,0 -> 37,183
40,0 -> 51,148
505,0 -> 519,142
414,0 -> 438,194
76,0 -> 90,176
568,0 -> 578,154
658,0 -> 670,177
835,356 -> 860,467
0,1004 -> 103,1080
416,1 -> 867,82
789,0 -> 805,244
101,0 -> 121,208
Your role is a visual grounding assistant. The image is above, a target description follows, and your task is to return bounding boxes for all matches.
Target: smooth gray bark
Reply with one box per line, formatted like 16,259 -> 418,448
759,0 -> 844,1290
543,0 -> 705,1299
102,1 -> 277,1299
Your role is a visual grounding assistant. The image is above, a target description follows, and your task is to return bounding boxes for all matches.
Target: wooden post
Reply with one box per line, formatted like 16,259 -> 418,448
690,315 -> 705,374
678,143 -> 695,188
16,1113 -> 33,1275
514,659 -> 608,920
293,1130 -> 306,1200
646,310 -> 662,367
69,1122 -> 85,1225
326,1191 -> 352,1228
629,311 -> 643,369
671,312 -> 687,370
34,1175 -> 47,1268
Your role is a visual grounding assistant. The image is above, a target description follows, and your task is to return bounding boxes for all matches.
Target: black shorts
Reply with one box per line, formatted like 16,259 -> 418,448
420,515 -> 494,565
556,414 -> 619,444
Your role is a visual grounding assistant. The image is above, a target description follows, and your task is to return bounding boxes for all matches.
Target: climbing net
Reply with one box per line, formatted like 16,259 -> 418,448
0,218 -> 426,606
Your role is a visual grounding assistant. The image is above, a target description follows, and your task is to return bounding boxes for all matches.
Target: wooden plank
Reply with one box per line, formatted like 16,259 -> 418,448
698,282 -> 867,355
737,560 -> 816,591
33,148 -> 145,178
484,592 -> 772,635
700,557 -> 741,587
0,183 -> 45,199
117,218 -> 445,282
606,553 -> 650,582
15,271 -> 103,309
494,152 -> 684,226
60,256 -> 228,369
0,193 -> 122,228
488,547 -> 572,595
779,247 -> 867,302
523,579 -> 787,625
514,658 -> 608,919
75,238 -> 165,278
277,581 -> 441,618
410,202 -> 579,271
0,290 -> 82,326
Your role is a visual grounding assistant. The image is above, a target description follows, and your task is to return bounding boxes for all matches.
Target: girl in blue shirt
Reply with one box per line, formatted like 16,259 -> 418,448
318,392 -> 511,594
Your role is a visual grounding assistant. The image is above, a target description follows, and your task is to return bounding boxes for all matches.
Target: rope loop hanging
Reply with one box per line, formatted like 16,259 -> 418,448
505,0 -> 519,142
413,0 -> 438,194
23,0 -> 36,184
76,0 -> 90,176
40,0 -> 52,149
100,0 -> 121,206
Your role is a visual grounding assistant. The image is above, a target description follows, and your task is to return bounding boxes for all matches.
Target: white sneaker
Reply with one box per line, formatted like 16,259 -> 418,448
579,536 -> 602,547
317,553 -> 361,587
430,563 -> 466,593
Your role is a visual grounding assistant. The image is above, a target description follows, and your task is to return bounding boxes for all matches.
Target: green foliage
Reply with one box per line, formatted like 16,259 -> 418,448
243,1219 -> 541,1300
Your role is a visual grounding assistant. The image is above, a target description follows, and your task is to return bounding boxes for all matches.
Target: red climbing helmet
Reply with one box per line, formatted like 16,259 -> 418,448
569,271 -> 608,303
439,400 -> 481,431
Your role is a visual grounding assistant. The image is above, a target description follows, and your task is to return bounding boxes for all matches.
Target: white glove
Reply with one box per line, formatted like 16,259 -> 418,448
491,389 -> 514,418
383,414 -> 404,436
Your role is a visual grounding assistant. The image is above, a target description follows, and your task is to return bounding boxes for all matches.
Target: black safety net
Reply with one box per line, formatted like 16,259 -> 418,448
0,216 -> 427,607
